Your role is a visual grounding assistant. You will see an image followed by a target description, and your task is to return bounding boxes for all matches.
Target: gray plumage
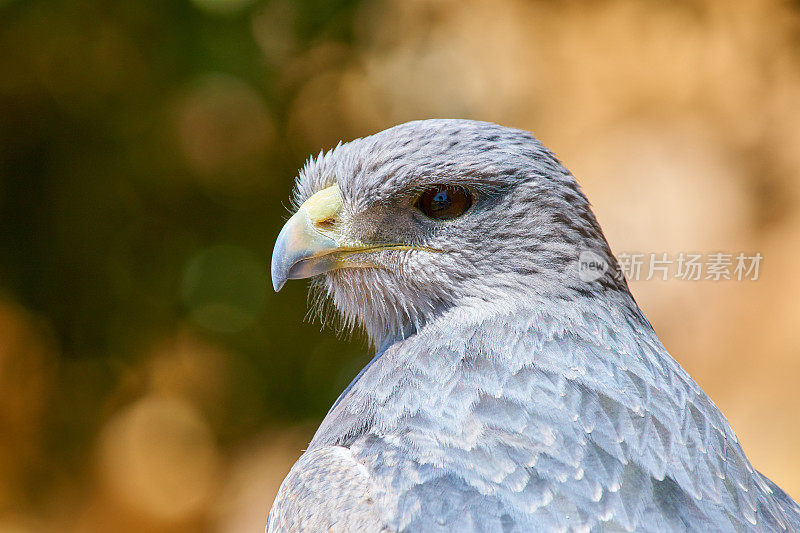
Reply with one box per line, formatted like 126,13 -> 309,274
267,120 -> 800,531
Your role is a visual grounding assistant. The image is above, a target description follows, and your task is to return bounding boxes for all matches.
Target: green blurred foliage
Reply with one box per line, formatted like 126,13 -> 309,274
0,0 -> 366,490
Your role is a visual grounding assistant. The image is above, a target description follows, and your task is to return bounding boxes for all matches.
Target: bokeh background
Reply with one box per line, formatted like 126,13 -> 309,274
1,0 -> 800,530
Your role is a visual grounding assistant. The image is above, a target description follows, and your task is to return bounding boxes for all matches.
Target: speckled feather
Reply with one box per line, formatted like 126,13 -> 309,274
267,120 -> 800,532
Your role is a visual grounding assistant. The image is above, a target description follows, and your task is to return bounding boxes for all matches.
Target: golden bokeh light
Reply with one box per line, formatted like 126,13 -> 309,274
96,395 -> 220,522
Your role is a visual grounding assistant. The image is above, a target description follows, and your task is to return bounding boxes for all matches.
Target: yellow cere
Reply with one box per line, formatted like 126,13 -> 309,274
302,184 -> 343,225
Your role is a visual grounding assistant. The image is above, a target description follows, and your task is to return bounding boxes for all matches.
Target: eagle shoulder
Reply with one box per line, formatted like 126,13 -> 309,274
267,445 -> 393,532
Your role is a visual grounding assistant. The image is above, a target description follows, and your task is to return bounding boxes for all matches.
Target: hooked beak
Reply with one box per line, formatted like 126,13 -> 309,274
271,183 -> 438,291
271,184 -> 345,292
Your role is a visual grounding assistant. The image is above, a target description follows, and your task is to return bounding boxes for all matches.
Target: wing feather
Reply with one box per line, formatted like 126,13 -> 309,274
266,445 -> 392,532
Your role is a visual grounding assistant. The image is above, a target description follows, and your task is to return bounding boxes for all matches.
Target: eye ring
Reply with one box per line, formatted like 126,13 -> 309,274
415,185 -> 473,220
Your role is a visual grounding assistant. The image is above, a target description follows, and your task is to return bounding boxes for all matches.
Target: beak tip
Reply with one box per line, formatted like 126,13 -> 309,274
271,221 -> 292,293
270,251 -> 287,292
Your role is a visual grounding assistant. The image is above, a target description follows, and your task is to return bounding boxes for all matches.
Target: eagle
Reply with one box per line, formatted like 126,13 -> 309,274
267,120 -> 800,531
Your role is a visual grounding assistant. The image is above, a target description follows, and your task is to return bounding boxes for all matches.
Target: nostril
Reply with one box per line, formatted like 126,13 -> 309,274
315,217 -> 336,230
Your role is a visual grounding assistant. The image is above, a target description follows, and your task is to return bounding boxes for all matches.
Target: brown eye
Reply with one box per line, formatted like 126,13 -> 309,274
416,185 -> 472,220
